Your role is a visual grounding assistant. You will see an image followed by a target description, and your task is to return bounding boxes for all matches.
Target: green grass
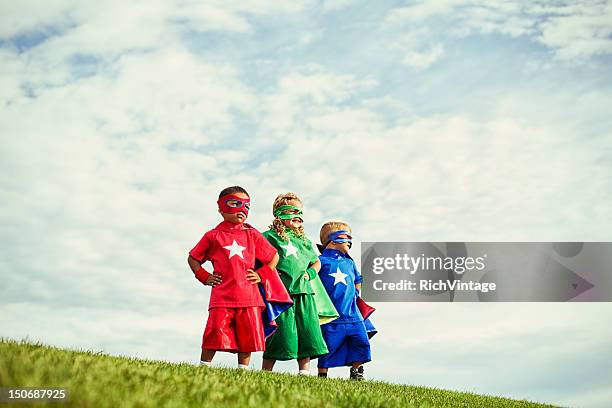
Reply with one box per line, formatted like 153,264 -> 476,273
0,339 -> 556,408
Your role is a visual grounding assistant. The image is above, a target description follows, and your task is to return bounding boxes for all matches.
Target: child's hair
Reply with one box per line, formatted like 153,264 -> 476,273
320,221 -> 352,245
218,186 -> 249,199
270,192 -> 305,241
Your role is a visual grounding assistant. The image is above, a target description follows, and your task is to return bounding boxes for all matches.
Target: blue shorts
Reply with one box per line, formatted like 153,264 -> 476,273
318,321 -> 371,368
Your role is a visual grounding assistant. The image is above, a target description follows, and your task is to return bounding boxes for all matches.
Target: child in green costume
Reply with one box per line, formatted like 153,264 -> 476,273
261,192 -> 335,375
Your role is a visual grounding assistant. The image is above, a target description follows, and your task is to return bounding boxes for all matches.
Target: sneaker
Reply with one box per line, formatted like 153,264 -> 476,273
349,366 -> 364,380
318,372 -> 328,378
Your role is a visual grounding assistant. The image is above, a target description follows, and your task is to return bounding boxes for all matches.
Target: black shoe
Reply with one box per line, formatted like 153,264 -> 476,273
349,366 -> 364,380
318,372 -> 328,378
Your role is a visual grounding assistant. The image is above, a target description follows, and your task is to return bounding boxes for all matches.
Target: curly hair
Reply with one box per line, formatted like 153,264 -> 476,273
270,192 -> 305,241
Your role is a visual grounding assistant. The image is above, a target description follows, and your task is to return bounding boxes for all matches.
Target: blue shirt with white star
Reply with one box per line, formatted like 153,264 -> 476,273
319,249 -> 363,323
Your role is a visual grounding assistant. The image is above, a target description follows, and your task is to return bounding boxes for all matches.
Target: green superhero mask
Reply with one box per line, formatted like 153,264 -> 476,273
273,205 -> 303,220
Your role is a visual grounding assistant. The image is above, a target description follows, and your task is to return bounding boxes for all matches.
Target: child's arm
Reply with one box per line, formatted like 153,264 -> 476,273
269,252 -> 280,269
354,261 -> 363,296
304,259 -> 321,280
189,232 -> 222,286
304,240 -> 321,280
246,253 -> 279,284
188,255 -> 222,286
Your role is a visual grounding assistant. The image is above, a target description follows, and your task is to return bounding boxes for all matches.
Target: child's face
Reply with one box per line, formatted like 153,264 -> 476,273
328,232 -> 351,253
219,192 -> 249,224
281,199 -> 303,230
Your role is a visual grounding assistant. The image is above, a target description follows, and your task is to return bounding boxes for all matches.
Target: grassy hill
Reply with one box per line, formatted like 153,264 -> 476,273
0,339 -> 556,407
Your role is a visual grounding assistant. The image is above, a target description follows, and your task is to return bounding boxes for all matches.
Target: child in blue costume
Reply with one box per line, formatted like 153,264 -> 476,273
317,221 -> 372,380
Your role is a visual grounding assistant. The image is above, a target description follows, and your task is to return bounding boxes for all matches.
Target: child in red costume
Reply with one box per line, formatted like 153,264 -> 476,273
188,186 -> 281,368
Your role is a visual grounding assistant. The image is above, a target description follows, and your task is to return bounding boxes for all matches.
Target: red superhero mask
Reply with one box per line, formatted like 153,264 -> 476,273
217,194 -> 250,215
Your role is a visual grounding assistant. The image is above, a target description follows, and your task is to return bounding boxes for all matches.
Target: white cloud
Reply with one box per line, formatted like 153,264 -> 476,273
259,65 -> 377,135
537,5 -> 612,60
0,0 -> 319,40
253,77 -> 612,241
386,0 -> 461,23
386,0 -> 612,62
0,0 -> 74,38
321,0 -> 355,12
298,30 -> 323,46
402,43 -> 444,70
277,65 -> 377,103
387,29 -> 445,71
174,3 -> 252,33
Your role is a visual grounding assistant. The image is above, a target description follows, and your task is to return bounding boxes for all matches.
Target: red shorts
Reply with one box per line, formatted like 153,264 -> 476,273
202,307 -> 265,352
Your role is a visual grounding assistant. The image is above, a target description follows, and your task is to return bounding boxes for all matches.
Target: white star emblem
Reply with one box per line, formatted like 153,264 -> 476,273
223,239 -> 246,259
329,267 -> 348,285
280,240 -> 299,258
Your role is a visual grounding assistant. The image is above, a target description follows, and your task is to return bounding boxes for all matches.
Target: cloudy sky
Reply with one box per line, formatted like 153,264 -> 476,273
1,1 -> 612,407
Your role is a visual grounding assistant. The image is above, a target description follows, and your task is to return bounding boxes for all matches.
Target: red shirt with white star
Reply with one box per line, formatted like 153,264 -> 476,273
189,221 -> 278,309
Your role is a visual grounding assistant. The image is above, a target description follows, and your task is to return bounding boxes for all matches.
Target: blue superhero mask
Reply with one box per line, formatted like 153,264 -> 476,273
327,230 -> 352,248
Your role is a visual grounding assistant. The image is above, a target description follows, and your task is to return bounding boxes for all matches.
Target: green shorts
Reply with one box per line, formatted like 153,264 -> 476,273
263,293 -> 329,360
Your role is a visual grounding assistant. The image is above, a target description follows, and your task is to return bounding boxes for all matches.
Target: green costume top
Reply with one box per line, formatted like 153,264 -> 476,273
263,229 -> 318,295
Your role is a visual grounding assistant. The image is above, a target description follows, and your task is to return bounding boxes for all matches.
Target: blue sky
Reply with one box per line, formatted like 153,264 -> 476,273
1,1 -> 612,407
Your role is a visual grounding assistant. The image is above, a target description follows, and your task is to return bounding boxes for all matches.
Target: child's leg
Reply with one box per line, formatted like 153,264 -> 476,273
317,323 -> 348,377
200,349 -> 216,362
349,365 -> 365,380
346,322 -> 371,380
295,294 -> 328,370
262,358 -> 276,371
202,308 -> 238,359
234,307 -> 266,368
345,321 -> 371,366
293,294 -> 328,375
349,361 -> 365,380
298,357 -> 310,372
238,352 -> 251,367
262,301 -> 298,369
